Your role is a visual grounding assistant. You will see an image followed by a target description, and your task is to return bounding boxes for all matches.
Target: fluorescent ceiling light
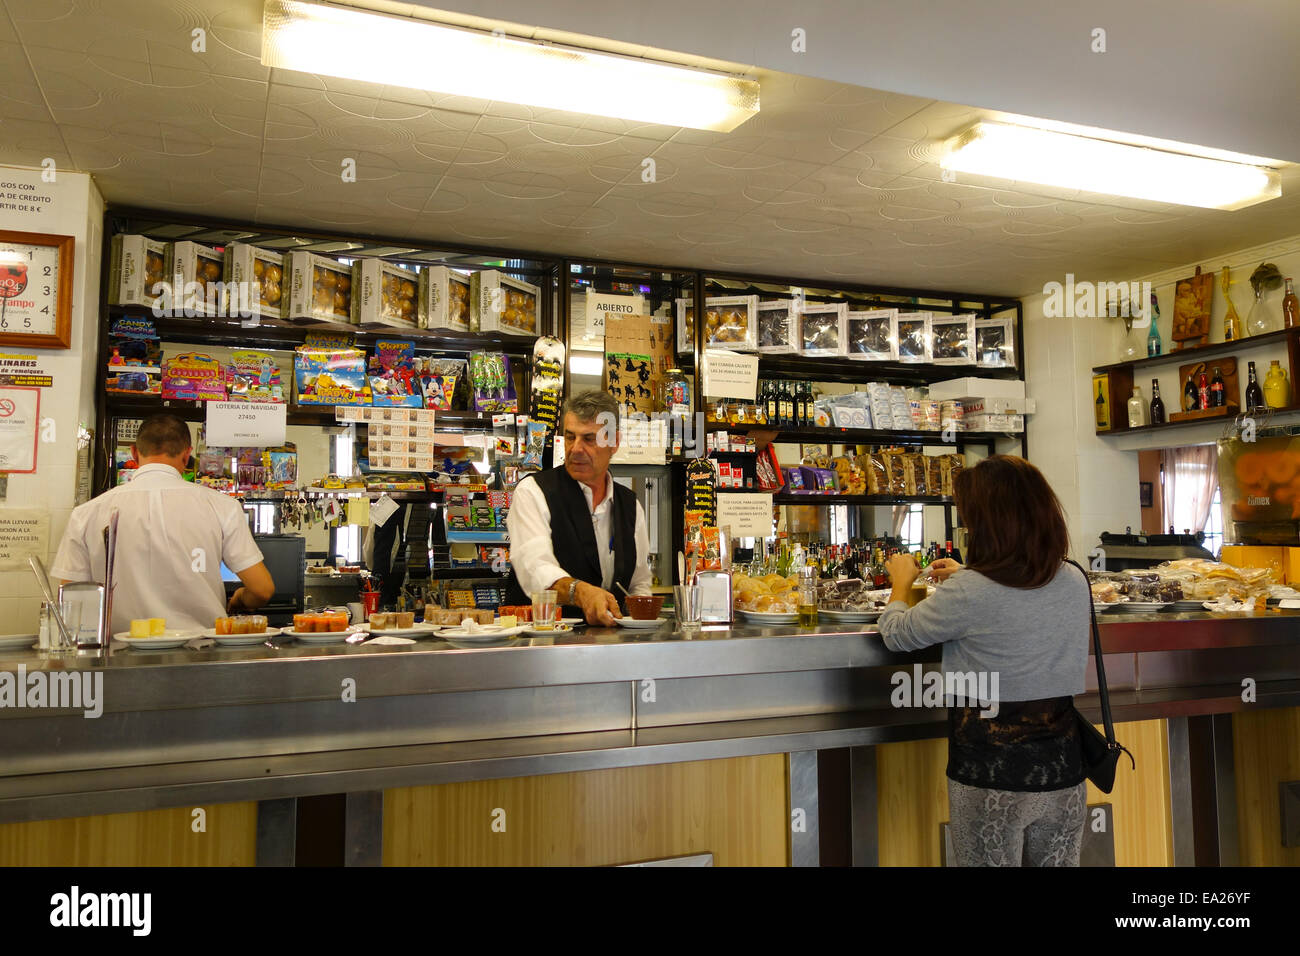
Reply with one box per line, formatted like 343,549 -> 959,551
941,122 -> 1281,210
262,0 -> 759,132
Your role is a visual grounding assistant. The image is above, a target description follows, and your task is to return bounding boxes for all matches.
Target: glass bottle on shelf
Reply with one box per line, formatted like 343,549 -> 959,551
1095,379 -> 1109,429
1127,386 -> 1147,428
1263,360 -> 1290,408
1246,285 -> 1273,336
764,380 -> 779,426
1245,361 -> 1265,412
1221,266 -> 1242,341
1146,293 -> 1162,357
780,381 -> 794,427
799,382 -> 813,426
1149,379 -> 1166,425
1284,278 -> 1299,330
1209,367 -> 1225,408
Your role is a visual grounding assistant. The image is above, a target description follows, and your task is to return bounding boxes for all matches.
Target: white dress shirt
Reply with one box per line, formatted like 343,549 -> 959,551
508,470 -> 652,599
51,463 -> 265,634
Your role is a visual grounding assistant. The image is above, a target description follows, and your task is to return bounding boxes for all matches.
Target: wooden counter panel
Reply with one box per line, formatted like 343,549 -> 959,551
1232,706 -> 1300,866
383,755 -> 788,866
0,802 -> 257,866
876,719 -> 1172,866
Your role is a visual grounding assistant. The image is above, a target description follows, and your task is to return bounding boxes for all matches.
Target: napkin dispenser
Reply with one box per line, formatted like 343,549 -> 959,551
58,581 -> 106,649
695,570 -> 732,623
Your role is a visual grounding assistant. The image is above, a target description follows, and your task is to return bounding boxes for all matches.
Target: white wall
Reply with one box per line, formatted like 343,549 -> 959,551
0,165 -> 104,629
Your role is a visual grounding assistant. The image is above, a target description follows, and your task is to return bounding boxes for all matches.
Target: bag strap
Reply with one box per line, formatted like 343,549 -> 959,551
1066,559 -> 1134,767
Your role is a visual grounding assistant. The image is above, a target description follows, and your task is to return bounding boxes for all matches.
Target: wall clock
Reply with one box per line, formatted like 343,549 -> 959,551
0,230 -> 75,349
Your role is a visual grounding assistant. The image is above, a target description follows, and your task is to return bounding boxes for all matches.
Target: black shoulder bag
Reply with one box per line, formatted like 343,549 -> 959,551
1066,560 -> 1135,793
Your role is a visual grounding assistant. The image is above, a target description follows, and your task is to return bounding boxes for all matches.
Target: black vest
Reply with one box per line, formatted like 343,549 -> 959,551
503,467 -> 637,612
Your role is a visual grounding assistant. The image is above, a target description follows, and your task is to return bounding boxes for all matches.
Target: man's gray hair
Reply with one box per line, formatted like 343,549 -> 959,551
562,388 -> 620,425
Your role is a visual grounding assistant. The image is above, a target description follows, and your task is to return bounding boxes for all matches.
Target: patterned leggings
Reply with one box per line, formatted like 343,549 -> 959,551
948,779 -> 1086,867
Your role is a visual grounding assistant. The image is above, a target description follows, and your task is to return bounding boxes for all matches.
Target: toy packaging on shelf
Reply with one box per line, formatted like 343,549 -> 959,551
352,259 -> 418,329
416,357 -> 466,411
528,336 -> 565,434
895,312 -> 933,364
468,351 -> 517,413
286,251 -> 353,326
930,314 -> 976,365
105,316 -> 162,395
367,339 -> 423,407
846,309 -> 898,361
108,234 -> 168,309
470,270 -> 539,335
797,303 -> 848,356
168,241 -> 227,316
162,352 -> 226,401
757,300 -> 798,353
294,332 -> 371,406
226,350 -> 285,403
224,243 -> 285,321
418,266 -> 472,333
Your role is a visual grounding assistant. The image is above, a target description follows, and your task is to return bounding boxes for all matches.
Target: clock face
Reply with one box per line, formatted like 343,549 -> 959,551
0,241 -> 59,336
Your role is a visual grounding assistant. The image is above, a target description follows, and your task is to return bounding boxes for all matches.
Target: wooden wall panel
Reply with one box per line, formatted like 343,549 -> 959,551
383,755 -> 788,867
876,719 -> 1171,866
1233,706 -> 1300,866
0,803 -> 257,866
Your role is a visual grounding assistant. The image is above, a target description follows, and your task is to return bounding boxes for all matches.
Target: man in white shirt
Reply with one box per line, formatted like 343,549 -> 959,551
52,414 -> 275,634
504,389 -> 651,625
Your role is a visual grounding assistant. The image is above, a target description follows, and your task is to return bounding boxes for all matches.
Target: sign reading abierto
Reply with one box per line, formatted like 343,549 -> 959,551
205,401 -> 287,447
716,492 -> 774,538
579,291 -> 645,345
0,353 -> 52,387
701,349 -> 759,400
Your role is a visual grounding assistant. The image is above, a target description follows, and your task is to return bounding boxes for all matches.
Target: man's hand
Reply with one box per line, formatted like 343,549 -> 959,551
927,557 -> 964,582
576,581 -> 621,626
227,587 -> 250,613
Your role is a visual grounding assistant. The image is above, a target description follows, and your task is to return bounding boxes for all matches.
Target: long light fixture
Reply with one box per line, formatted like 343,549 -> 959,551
261,0 -> 759,132
940,122 -> 1281,210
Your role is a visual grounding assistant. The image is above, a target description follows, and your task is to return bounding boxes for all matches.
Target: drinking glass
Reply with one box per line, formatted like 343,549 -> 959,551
673,585 -> 702,630
54,599 -> 81,653
531,590 -> 557,630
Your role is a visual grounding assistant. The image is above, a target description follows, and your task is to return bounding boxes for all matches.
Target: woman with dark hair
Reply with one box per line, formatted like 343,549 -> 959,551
877,455 -> 1089,866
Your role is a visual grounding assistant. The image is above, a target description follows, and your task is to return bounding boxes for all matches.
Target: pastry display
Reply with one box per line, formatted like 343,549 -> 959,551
676,296 -> 760,352
930,314 -> 976,365
368,611 -> 416,629
214,615 -> 268,634
129,618 -> 167,637
170,241 -> 226,315
291,612 -> 351,633
732,572 -> 801,613
109,234 -> 169,308
286,251 -> 354,325
419,266 -> 472,332
470,270 -> 539,335
757,300 -> 798,353
796,303 -> 847,356
353,259 -> 418,328
895,311 -> 932,363
816,579 -> 891,612
225,243 -> 285,321
422,607 -> 494,626
846,309 -> 897,361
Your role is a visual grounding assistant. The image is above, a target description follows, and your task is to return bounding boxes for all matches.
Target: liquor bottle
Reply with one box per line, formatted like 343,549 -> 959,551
1284,278 -> 1299,330
1127,386 -> 1147,427
1149,378 -> 1166,425
1196,372 -> 1210,410
1245,361 -> 1265,412
780,380 -> 794,427
1222,266 -> 1241,341
799,382 -> 813,426
1146,292 -> 1162,357
871,548 -> 886,588
1209,366 -> 1225,408
1182,373 -> 1198,412
764,380 -> 779,425
1095,379 -> 1109,429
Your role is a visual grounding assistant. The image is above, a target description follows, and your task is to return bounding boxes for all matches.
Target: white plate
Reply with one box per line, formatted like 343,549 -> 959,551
362,623 -> 442,637
441,636 -> 526,649
522,624 -> 575,637
437,625 -> 527,640
1109,601 -> 1172,612
361,635 -> 416,646
613,617 -> 670,628
200,627 -> 280,645
280,629 -> 361,644
736,610 -> 799,625
1092,602 -> 1120,612
558,617 -> 584,626
115,630 -> 199,649
0,633 -> 37,650
819,608 -> 883,622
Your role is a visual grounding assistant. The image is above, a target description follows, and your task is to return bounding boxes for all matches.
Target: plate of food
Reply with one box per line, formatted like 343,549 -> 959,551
1168,599 -> 1207,612
361,622 -> 441,638
522,623 -> 575,637
736,609 -> 799,625
1092,601 -> 1120,613
437,624 -> 527,641
1108,601 -> 1173,612
280,628 -> 362,644
201,627 -> 280,646
819,608 -> 883,622
0,633 -> 37,650
612,617 -> 669,629
114,629 -> 200,649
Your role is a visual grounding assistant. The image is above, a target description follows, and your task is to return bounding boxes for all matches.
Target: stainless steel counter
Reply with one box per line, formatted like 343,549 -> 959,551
1,612 -> 1298,836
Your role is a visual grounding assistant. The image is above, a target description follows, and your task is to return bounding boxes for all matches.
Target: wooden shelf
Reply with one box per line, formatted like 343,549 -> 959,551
1092,328 -> 1295,375
1100,404 -> 1300,436
678,351 -> 1020,385
704,422 -> 1012,445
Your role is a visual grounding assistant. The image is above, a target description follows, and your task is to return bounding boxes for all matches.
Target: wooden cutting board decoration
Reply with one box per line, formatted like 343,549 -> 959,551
1172,265 -> 1214,349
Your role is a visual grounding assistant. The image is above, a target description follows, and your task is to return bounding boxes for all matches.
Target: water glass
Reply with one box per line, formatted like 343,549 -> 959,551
53,599 -> 81,653
673,585 -> 702,630
531,589 -> 557,630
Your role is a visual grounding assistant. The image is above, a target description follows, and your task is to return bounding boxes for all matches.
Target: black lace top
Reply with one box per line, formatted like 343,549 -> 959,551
946,696 -> 1085,791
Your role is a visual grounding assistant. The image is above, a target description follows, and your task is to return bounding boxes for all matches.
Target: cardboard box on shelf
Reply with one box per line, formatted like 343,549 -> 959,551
352,259 -> 419,329
963,396 -> 1037,416
929,376 -> 1026,401
224,243 -> 286,321
168,241 -> 227,316
470,270 -> 539,336
286,251 -> 354,326
108,234 -> 169,309
419,266 -> 472,332
963,413 -> 1024,432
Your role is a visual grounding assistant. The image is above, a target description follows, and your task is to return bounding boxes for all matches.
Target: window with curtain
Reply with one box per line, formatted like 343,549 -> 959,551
1161,445 -> 1219,540
900,503 -> 924,551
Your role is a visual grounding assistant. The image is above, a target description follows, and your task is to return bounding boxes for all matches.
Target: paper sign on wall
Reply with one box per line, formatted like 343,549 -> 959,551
205,401 -> 287,447
701,350 -> 759,400
610,416 -> 667,465
578,291 -> 645,345
0,508 -> 49,570
716,492 -> 774,539
0,386 -> 39,473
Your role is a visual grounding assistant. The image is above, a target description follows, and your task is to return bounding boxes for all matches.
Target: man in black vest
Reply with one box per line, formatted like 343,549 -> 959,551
504,389 -> 652,625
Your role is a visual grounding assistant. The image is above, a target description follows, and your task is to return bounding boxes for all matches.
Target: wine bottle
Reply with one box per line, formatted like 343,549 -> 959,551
1245,361 -> 1265,412
764,380 -> 778,425
1149,378 -> 1166,425
1284,278 -> 1299,330
1183,373 -> 1198,412
1095,379 -> 1109,429
780,380 -> 794,427
1209,366 -> 1225,408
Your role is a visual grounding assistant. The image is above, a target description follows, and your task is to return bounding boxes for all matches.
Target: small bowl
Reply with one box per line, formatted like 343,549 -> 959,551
624,595 -> 665,620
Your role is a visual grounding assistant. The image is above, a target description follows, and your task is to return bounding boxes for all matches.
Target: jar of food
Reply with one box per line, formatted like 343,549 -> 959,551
661,367 -> 690,415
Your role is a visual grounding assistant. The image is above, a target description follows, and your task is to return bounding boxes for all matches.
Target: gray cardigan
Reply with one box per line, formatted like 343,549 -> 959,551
877,564 -> 1089,701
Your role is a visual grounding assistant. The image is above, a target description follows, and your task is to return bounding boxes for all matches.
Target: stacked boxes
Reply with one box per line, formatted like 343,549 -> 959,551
108,234 -> 168,309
